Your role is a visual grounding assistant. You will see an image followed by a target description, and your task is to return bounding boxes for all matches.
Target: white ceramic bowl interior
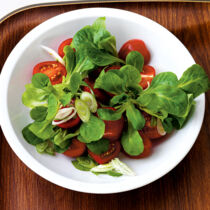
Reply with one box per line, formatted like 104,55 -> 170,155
0,8 -> 205,194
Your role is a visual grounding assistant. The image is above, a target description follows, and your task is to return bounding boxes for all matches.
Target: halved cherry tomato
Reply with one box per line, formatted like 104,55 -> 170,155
88,141 -> 121,164
102,107 -> 124,142
63,139 -> 86,158
124,131 -> 152,159
142,112 -> 162,139
33,61 -> 67,85
58,38 -> 73,58
140,65 -> 156,89
118,39 -> 151,64
83,78 -> 110,104
56,114 -> 81,129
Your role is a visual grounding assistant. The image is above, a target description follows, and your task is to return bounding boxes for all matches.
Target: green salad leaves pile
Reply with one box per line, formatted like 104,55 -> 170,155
22,17 -> 209,175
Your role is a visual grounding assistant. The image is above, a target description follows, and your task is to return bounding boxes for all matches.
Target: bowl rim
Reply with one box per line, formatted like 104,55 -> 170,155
0,7 -> 205,194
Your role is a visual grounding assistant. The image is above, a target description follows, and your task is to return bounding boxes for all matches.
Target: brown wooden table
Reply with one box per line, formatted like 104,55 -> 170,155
0,2 -> 209,210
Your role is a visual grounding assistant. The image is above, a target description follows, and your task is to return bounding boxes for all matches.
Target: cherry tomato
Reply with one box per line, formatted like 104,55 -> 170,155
63,139 -> 86,158
58,38 -> 73,58
83,78 -> 110,104
33,61 -> 67,85
102,107 -> 124,142
142,112 -> 162,139
124,131 -> 152,159
56,114 -> 81,129
88,141 -> 121,164
118,39 -> 151,64
140,65 -> 156,89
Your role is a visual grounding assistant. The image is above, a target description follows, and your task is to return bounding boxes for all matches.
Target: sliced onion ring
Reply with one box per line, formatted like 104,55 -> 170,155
52,107 -> 76,125
41,45 -> 65,66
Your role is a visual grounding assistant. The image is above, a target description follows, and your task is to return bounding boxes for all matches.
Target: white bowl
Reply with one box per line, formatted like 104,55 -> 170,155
0,8 -> 205,194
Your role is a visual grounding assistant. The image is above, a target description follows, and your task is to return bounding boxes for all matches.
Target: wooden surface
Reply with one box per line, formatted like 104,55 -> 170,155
0,2 -> 210,210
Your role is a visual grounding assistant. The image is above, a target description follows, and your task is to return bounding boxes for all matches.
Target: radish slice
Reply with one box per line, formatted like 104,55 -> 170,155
52,107 -> 76,125
157,118 -> 166,136
41,45 -> 65,66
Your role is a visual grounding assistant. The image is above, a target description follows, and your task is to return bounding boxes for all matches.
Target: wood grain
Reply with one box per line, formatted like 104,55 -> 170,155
0,2 -> 210,210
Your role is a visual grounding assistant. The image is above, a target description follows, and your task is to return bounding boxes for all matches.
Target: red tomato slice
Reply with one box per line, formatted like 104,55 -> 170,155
124,131 -> 152,159
88,141 -> 121,164
83,78 -> 110,104
142,112 -> 162,139
140,65 -> 156,89
58,38 -> 73,58
56,114 -> 80,129
102,107 -> 124,142
33,61 -> 67,85
63,139 -> 86,158
118,39 -> 151,64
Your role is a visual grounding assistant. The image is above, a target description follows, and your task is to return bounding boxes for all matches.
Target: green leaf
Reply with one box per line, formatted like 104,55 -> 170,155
46,93 -> 59,120
36,141 -> 48,153
97,108 -> 123,121
126,51 -> 144,72
171,94 -> 196,129
178,64 -> 210,98
30,106 -> 48,122
162,117 -> 174,133
29,120 -> 55,140
69,72 -> 82,94
137,85 -> 188,119
59,92 -> 73,106
120,65 -> 141,88
92,17 -> 107,31
126,103 -> 145,130
22,124 -> 44,145
36,140 -> 55,155
79,115 -> 105,143
106,170 -> 123,177
150,72 -> 178,88
98,36 -> 118,56
72,156 -> 97,171
72,25 -> 94,50
74,44 -> 96,73
94,70 -> 126,94
121,122 -> 144,156
85,43 -> 124,66
31,73 -> 50,88
63,45 -> 75,79
86,138 -> 109,155
110,93 -> 129,106
22,83 -> 49,108
53,129 -> 79,149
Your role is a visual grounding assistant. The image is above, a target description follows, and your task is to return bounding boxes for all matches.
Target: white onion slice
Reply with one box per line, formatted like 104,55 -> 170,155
111,158 -> 136,176
90,158 -> 135,176
52,107 -> 77,125
54,107 -> 75,120
41,45 -> 65,66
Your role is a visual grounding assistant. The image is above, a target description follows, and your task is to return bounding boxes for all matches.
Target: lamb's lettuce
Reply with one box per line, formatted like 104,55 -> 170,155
121,121 -> 144,156
126,51 -> 144,72
178,64 -> 210,98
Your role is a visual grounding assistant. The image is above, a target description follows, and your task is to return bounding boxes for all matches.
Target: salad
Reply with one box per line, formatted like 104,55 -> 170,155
22,17 -> 210,177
